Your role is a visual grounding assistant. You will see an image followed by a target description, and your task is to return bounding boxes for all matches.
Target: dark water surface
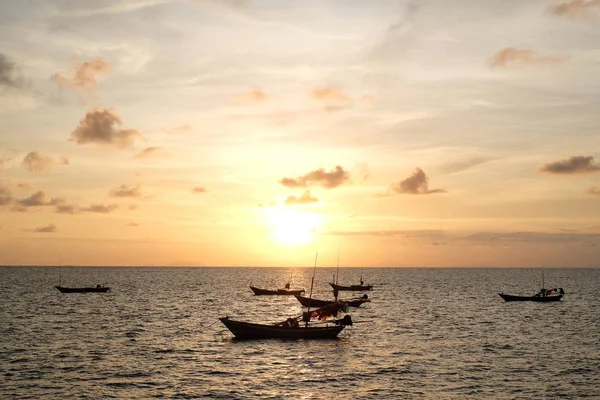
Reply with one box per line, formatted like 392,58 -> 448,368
1,267 -> 599,399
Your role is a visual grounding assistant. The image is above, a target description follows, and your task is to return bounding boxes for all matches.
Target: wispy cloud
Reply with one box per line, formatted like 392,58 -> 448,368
70,108 -> 141,148
163,124 -> 192,134
29,223 -> 58,233
235,88 -> 268,104
22,151 -> 53,172
551,0 -> 600,18
465,231 -> 600,244
279,166 -> 350,189
284,191 -> 318,206
192,186 -> 207,194
109,184 -> 143,198
60,0 -> 171,16
388,168 -> 446,195
133,147 -> 168,159
440,157 -> 494,174
310,87 -> 352,110
0,184 -> 12,206
51,58 -> 110,96
588,186 -> 600,195
490,48 -> 567,68
540,155 -> 600,174
80,204 -> 118,213
0,154 -> 13,167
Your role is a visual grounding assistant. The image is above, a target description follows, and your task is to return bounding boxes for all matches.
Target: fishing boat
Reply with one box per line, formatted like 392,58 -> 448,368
294,293 -> 370,308
249,284 -> 305,296
221,253 -> 353,340
498,287 -> 564,302
219,316 -> 347,339
329,281 -> 373,291
55,285 -> 111,293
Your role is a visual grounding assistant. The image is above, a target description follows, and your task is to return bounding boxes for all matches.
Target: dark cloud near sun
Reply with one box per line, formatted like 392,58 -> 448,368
22,151 -> 53,172
70,108 -> 142,148
490,48 -> 567,68
389,168 -> 446,195
284,191 -> 318,206
0,53 -> 26,89
280,166 -> 350,189
539,155 -> 600,174
109,184 -> 143,198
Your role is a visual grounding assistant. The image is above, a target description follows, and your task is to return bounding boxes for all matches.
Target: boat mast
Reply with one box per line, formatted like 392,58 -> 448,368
304,252 -> 318,326
59,252 -> 62,286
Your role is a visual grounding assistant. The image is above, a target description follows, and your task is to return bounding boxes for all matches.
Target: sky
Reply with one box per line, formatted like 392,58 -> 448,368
1,0 -> 600,267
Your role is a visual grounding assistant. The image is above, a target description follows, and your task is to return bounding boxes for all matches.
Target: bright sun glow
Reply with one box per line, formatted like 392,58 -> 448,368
266,208 -> 322,246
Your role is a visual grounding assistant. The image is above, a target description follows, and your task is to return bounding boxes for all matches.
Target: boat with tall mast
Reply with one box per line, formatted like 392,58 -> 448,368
54,254 -> 111,293
498,269 -> 564,302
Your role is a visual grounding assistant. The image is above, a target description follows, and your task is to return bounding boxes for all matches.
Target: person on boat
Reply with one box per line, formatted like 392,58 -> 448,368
96,284 -> 101,289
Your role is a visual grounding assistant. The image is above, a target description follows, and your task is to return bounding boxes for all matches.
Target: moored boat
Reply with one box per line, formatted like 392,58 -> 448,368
499,287 -> 564,302
55,285 -> 110,293
329,282 -> 373,291
249,286 -> 305,296
294,294 -> 370,308
219,316 -> 347,339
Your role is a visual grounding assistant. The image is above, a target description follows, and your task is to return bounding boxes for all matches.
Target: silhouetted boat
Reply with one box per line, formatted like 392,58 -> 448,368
499,287 -> 564,302
55,285 -> 110,293
219,316 -> 347,339
249,286 -> 305,296
294,294 -> 370,308
329,282 -> 373,291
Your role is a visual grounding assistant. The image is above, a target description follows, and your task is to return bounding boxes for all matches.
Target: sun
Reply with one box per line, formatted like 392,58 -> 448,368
266,208 -> 322,246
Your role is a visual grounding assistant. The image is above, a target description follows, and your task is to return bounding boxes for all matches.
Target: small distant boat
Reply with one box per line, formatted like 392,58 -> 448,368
250,281 -> 305,296
219,316 -> 348,340
294,294 -> 370,308
55,285 -> 111,293
329,282 -> 373,291
499,287 -> 564,302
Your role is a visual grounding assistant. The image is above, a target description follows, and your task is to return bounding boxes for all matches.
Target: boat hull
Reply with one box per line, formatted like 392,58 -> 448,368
498,293 -> 563,302
294,295 -> 370,308
219,317 -> 344,339
55,286 -> 110,293
329,283 -> 373,291
250,286 -> 305,296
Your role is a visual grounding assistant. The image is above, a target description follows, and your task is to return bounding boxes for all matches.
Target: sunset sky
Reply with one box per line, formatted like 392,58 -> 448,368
1,0 -> 600,267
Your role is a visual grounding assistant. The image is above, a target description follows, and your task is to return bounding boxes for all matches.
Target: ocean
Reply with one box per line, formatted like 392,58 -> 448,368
1,267 -> 599,399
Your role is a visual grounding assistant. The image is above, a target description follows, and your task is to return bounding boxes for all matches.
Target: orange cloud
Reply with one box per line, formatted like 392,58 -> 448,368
551,0 -> 600,18
310,87 -> 352,110
134,147 -> 168,159
51,58 -> 110,94
284,191 -> 319,206
80,204 -> 118,213
22,151 -> 53,172
588,186 -> 600,195
390,168 -> 446,195
540,156 -> 600,174
192,186 -> 207,194
0,184 -> 12,206
70,108 -> 141,148
109,184 -> 143,198
29,223 -> 58,233
236,88 -> 269,104
490,48 -> 567,68
279,166 -> 350,189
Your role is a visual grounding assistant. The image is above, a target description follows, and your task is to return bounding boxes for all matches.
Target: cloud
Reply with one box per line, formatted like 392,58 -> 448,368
163,124 -> 192,134
133,147 -> 168,159
539,155 -> 600,174
60,156 -> 70,165
279,166 -> 350,189
16,191 -> 53,207
81,204 -> 118,213
440,157 -> 494,174
51,58 -> 110,94
109,184 -> 142,198
588,187 -> 600,195
22,151 -> 53,172
551,0 -> 600,18
0,53 -> 26,89
0,184 -> 13,206
29,223 -> 58,233
390,168 -> 446,195
192,186 -> 207,194
284,191 -> 319,206
70,108 -> 141,148
310,87 -> 352,110
0,155 -> 12,167
235,88 -> 269,104
490,48 -> 567,68
327,229 -> 447,239
55,203 -> 78,214
465,231 -> 600,244
127,222 -> 139,227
